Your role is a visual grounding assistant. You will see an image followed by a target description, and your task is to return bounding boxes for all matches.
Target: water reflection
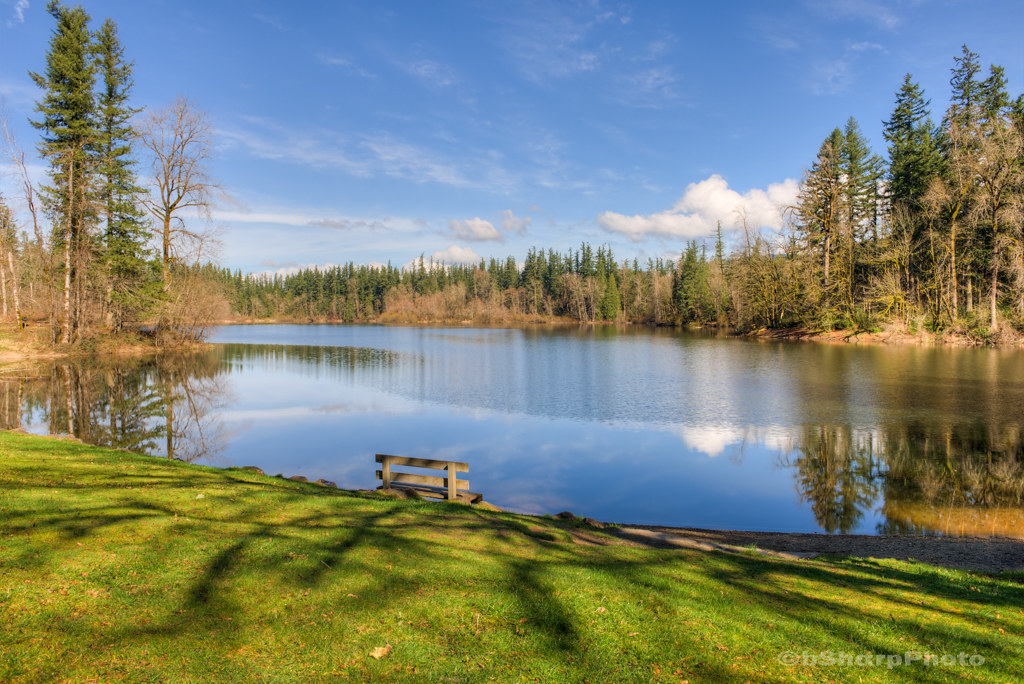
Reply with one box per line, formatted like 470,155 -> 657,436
782,425 -> 883,534
3,354 -> 229,462
3,326 -> 1024,537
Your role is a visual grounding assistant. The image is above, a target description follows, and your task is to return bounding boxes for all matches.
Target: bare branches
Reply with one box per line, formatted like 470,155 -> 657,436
137,96 -> 217,280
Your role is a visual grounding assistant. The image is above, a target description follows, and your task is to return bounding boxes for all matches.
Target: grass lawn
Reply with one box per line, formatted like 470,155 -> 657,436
1,430 -> 1021,682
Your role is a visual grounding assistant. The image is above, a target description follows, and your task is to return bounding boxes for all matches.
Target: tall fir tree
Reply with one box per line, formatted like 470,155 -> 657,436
882,74 -> 944,212
93,17 -> 151,330
946,45 -> 982,131
840,117 -> 884,241
29,0 -> 98,343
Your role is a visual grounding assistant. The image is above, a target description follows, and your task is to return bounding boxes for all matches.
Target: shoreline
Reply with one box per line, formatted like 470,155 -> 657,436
747,324 -> 1023,348
605,523 -> 1024,574
5,318 -> 1024,361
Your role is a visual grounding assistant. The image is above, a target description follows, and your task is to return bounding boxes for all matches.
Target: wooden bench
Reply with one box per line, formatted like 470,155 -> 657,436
375,454 -> 483,503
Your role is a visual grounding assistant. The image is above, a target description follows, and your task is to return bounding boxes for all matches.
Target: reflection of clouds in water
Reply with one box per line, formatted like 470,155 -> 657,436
498,492 -> 575,516
676,424 -> 797,458
678,425 -> 738,458
215,398 -> 420,422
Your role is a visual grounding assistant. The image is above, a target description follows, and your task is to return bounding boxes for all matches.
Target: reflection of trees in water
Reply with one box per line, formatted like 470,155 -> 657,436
217,343 -> 399,379
780,421 -> 1024,536
781,425 -> 882,534
878,421 -> 1024,536
0,352 -> 231,462
156,354 -> 231,462
2,343 -> 394,462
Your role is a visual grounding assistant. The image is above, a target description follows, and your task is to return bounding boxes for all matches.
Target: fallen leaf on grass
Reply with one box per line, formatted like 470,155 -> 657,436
597,607 -> 606,613
370,644 -> 393,659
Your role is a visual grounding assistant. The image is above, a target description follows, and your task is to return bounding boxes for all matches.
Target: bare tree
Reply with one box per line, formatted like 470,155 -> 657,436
137,96 -> 217,285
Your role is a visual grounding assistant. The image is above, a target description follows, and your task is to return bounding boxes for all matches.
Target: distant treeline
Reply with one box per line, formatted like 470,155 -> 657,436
203,242 -> 715,325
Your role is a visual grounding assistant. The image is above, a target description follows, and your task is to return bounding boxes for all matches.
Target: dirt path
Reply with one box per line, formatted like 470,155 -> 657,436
609,525 -> 1024,574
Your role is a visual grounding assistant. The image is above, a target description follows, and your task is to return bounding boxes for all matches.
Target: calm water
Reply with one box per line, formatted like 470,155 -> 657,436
4,324 -> 1024,536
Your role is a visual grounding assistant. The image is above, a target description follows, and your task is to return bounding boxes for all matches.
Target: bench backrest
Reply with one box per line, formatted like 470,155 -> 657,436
375,454 -> 470,501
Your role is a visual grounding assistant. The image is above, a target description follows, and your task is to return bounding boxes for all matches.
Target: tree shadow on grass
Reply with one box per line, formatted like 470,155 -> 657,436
5,456 -> 1022,681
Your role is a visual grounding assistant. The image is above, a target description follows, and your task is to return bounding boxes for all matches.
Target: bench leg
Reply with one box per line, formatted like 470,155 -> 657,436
447,462 -> 457,501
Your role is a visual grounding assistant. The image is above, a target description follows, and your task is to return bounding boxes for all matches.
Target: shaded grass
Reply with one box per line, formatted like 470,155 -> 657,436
1,431 -> 1022,682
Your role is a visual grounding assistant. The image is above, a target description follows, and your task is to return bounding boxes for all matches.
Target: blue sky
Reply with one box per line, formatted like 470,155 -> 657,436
1,0 -> 1022,275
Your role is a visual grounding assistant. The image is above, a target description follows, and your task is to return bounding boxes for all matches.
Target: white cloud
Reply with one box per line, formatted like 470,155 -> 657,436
221,117 -> 518,194
597,174 -> 799,242
8,0 -> 28,26
430,245 -> 482,265
253,261 -> 340,278
211,206 -> 421,235
500,209 -> 531,235
448,217 -> 502,242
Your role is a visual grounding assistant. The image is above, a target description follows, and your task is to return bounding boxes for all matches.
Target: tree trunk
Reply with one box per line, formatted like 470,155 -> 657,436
162,214 -> 172,286
990,256 -> 999,333
950,223 -> 958,319
0,255 -> 7,318
63,158 -> 74,344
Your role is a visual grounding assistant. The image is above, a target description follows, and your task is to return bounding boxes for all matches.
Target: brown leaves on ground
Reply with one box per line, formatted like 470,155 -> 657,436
369,643 -> 393,659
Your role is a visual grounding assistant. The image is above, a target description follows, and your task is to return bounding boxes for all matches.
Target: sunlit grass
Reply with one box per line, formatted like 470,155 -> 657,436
1,430 -> 1021,682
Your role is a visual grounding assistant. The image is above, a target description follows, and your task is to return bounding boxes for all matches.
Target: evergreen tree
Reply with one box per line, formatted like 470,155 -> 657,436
93,17 -> 151,330
840,117 -> 884,241
29,0 -> 98,343
883,74 -> 944,212
946,45 -> 982,131
796,130 -> 844,301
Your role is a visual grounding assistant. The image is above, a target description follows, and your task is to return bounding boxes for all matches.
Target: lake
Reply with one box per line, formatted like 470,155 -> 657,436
4,324 -> 1024,537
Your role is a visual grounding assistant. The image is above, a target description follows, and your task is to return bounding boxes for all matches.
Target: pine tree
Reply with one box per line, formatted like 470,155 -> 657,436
29,0 -> 98,343
93,17 -> 151,330
598,269 -> 620,321
796,129 -> 845,307
883,74 -> 944,212
946,45 -> 982,131
840,117 -> 884,241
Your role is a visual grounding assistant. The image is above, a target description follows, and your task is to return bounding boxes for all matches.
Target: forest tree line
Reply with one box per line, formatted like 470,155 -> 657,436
2,16 -> 1022,342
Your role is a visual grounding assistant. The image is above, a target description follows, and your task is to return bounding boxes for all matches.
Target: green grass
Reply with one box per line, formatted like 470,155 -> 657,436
1,431 -> 1021,683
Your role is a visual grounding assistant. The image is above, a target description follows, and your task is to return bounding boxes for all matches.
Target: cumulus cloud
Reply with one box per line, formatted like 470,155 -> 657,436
499,209 -> 531,235
431,245 -> 482,265
254,261 -> 342,278
597,174 -> 798,242
448,217 -> 502,242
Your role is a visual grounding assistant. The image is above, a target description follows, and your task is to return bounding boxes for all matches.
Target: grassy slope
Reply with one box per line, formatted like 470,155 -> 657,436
0,432 -> 1021,683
